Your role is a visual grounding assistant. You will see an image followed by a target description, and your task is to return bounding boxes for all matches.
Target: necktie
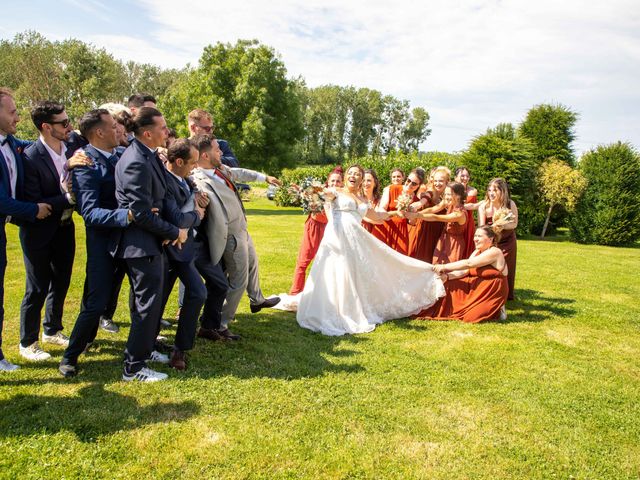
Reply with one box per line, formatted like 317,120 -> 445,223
214,169 -> 236,191
108,153 -> 119,167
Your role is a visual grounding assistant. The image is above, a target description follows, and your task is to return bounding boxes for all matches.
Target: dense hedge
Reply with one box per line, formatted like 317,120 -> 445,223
569,142 -> 640,246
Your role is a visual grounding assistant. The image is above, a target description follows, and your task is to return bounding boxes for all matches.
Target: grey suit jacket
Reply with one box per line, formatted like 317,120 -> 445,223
189,166 -> 264,265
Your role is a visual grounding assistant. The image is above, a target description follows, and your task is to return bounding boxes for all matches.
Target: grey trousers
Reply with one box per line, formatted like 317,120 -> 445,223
221,231 -> 265,327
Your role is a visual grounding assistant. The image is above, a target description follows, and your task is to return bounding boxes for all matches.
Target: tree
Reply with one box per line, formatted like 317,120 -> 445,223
0,31 -> 183,140
461,123 -> 538,232
538,158 -> 587,238
519,103 -> 578,166
569,142 -> 640,246
160,39 -> 303,173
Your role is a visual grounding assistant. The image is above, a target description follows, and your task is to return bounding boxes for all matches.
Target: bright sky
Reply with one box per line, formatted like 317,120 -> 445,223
2,0 -> 639,155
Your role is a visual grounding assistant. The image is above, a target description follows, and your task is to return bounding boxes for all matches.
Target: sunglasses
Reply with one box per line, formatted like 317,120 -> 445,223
197,124 -> 214,132
405,179 -> 419,187
48,119 -> 71,128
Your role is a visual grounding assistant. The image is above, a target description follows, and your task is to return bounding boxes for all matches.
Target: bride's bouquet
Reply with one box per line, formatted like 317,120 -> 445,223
297,177 -> 326,214
492,208 -> 515,229
395,192 -> 414,212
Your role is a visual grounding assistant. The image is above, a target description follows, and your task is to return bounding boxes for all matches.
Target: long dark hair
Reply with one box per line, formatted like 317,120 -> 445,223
363,168 -> 381,202
448,181 -> 466,206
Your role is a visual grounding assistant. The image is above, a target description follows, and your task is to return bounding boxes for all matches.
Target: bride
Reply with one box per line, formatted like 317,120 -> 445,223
282,165 -> 445,336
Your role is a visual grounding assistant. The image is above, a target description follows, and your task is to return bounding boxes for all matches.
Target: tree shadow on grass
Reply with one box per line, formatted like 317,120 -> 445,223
504,288 -> 576,323
0,382 -> 199,442
0,312 -> 367,384
189,311 -> 367,380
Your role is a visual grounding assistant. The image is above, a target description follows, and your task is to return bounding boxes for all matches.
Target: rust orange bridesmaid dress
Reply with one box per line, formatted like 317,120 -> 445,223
414,264 -> 508,323
432,206 -> 467,264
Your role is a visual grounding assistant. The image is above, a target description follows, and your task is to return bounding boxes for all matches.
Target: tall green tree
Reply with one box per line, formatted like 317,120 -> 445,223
569,142 -> 640,246
160,39 -> 303,173
0,31 -> 183,140
519,103 -> 578,166
461,123 -> 538,232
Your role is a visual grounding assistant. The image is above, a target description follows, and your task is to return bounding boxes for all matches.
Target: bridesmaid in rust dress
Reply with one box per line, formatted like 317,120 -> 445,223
414,225 -> 508,323
378,169 -> 423,255
478,178 -> 518,301
362,169 -> 386,242
289,168 -> 343,295
455,167 -> 479,258
409,166 -> 449,261
405,182 -> 467,264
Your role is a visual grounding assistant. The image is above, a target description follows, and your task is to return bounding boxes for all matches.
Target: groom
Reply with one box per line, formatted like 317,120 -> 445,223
189,134 -> 280,339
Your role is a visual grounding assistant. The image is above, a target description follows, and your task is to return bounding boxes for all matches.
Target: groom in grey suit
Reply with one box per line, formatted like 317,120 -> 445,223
190,135 -> 280,338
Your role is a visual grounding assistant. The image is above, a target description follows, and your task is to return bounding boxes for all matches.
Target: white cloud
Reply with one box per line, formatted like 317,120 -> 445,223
6,0 -> 640,153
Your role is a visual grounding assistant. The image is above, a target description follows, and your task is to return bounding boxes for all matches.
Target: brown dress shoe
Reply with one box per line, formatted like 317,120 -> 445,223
197,327 -> 223,341
217,328 -> 241,341
170,350 -> 187,371
250,296 -> 281,313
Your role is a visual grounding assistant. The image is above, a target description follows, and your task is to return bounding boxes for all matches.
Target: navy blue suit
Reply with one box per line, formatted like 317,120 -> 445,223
0,135 -> 38,359
218,139 -> 240,168
112,139 -> 179,373
62,145 -> 129,366
160,173 -> 206,352
18,138 -> 75,347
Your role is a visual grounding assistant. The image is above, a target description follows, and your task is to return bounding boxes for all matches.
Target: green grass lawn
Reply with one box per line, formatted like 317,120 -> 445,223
1,196 -> 639,479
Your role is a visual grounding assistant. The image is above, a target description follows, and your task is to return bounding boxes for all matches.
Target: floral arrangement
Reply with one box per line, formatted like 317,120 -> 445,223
395,192 -> 414,212
492,207 -> 515,227
297,177 -> 326,214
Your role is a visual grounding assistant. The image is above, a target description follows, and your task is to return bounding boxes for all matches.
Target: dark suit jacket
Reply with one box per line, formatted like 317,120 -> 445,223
218,139 -> 239,168
0,135 -> 38,223
111,139 -> 179,258
163,172 -> 200,263
19,139 -> 74,249
72,145 -> 129,231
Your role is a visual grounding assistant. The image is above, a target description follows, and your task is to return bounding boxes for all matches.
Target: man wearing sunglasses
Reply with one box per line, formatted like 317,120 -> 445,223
187,109 -> 239,168
18,101 -> 77,361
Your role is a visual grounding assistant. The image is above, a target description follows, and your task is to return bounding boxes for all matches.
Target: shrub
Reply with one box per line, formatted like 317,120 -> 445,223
461,124 -> 539,233
569,142 -> 640,246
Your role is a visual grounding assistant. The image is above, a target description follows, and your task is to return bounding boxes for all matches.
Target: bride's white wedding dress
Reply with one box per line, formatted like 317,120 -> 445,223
286,192 -> 445,336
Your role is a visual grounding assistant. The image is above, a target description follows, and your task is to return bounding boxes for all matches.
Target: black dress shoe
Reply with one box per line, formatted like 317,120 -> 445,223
197,327 -> 223,341
159,319 -> 172,329
216,328 -> 241,341
250,296 -> 281,313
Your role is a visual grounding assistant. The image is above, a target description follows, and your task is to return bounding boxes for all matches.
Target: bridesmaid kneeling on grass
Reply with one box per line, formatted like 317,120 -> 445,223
414,225 -> 508,323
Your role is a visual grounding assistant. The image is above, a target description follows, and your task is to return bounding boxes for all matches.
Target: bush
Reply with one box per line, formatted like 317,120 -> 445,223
461,124 -> 539,233
569,142 -> 640,246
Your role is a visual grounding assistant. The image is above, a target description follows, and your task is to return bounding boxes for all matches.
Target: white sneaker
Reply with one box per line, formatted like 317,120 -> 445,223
149,350 -> 169,364
122,367 -> 168,382
499,305 -> 507,321
19,342 -> 52,361
0,358 -> 20,371
42,331 -> 70,347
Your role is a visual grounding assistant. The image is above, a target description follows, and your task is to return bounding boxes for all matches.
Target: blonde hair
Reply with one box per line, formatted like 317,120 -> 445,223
187,108 -> 212,124
99,103 -> 131,116
433,166 -> 451,181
